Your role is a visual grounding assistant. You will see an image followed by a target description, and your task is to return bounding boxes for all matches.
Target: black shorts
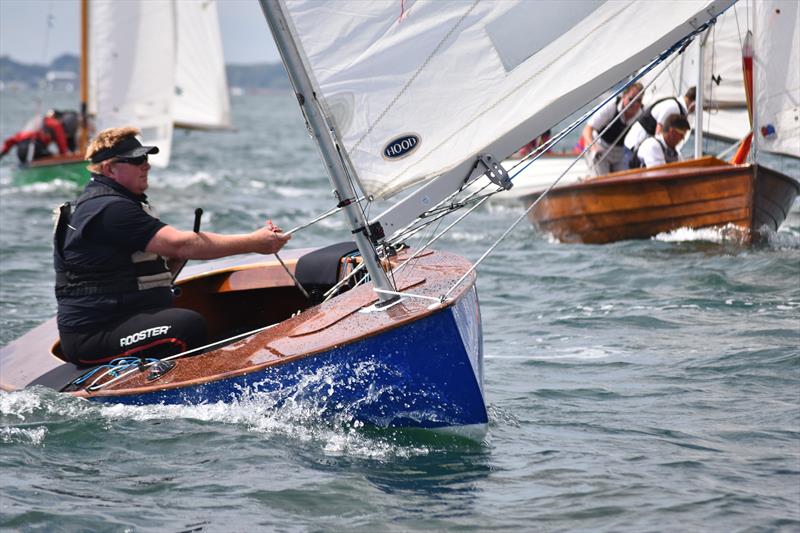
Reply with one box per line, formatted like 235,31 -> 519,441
59,307 -> 208,367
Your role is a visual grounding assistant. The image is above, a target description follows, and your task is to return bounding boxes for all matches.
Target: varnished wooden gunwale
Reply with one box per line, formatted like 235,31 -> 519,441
76,248 -> 473,398
523,158 -> 799,244
0,248 -> 476,397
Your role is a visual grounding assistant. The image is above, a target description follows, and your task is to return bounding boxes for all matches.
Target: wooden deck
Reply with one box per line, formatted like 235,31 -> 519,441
522,157 -> 799,244
0,247 -> 475,398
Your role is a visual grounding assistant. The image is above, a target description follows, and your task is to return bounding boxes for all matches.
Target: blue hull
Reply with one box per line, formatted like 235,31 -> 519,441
91,287 -> 487,430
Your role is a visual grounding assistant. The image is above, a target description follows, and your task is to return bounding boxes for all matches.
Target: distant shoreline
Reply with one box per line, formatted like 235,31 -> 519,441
0,54 -> 289,92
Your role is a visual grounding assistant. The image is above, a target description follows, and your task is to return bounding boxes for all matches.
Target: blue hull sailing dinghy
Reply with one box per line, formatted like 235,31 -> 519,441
0,0 -> 732,437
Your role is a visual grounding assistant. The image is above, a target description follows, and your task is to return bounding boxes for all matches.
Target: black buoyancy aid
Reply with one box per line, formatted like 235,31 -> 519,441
632,136 -> 678,169
53,178 -> 171,298
637,97 -> 685,136
599,97 -> 633,147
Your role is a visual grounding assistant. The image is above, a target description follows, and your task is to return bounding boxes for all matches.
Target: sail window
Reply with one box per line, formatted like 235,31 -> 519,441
486,0 -> 603,73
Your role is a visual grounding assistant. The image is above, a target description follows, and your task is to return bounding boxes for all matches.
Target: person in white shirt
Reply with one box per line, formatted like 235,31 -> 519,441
624,86 -> 696,156
581,82 -> 643,176
635,114 -> 691,168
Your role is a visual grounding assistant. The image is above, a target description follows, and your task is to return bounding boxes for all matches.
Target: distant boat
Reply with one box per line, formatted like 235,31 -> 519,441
1,0 -> 733,437
14,0 -> 231,185
521,0 -> 799,244
525,156 -> 799,244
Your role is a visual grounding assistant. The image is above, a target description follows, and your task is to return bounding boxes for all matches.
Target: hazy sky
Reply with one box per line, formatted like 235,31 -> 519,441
0,0 -> 280,65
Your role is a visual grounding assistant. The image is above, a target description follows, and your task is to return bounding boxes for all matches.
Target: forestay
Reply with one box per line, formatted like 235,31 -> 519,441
279,0 -> 733,218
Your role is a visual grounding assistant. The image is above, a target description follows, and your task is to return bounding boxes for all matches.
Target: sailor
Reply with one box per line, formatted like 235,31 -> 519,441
624,86 -> 696,159
50,109 -> 81,151
581,82 -> 643,176
0,110 -> 71,163
633,114 -> 691,168
54,126 -> 291,366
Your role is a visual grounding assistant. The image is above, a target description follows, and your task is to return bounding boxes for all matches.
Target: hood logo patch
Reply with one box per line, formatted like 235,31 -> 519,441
383,134 -> 420,160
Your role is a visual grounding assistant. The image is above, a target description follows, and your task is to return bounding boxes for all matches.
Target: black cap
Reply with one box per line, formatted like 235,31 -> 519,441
89,136 -> 159,163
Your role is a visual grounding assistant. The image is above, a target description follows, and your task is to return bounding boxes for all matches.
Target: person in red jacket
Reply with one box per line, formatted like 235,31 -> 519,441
1,110 -> 71,163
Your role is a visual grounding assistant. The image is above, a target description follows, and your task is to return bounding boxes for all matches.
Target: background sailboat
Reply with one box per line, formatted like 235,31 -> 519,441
521,0 -> 799,244
15,0 -> 231,184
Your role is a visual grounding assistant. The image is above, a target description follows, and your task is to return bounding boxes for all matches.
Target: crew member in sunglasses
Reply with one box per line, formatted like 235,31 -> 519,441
53,126 -> 291,367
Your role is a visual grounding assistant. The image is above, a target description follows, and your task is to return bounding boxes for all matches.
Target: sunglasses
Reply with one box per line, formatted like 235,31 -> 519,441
114,155 -> 148,166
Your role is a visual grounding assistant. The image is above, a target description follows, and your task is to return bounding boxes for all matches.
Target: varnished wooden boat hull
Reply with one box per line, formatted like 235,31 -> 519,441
523,158 -> 800,244
0,248 -> 487,434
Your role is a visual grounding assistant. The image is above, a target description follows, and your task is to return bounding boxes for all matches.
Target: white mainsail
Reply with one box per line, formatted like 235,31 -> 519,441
88,0 -> 231,167
173,0 -> 232,131
754,0 -> 800,159
279,0 -> 733,209
89,0 -> 175,166
636,0 -> 799,159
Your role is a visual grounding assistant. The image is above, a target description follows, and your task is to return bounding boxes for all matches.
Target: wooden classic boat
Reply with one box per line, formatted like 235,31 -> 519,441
521,0 -> 799,245
522,157 -> 800,244
0,246 -> 487,434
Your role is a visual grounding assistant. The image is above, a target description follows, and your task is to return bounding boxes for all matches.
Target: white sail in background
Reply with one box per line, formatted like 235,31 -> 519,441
173,0 -> 232,131
279,0 -> 733,201
88,0 -> 231,167
636,0 -> 799,157
89,0 -> 176,166
754,0 -> 800,159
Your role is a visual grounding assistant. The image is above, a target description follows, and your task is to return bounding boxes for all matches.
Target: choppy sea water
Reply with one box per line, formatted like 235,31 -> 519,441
1,91 -> 799,532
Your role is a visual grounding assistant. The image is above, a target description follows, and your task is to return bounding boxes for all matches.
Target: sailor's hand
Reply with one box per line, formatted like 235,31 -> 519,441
254,219 -> 291,254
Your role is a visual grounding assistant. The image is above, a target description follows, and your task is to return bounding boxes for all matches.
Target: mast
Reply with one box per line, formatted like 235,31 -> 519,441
78,0 -> 89,154
694,28 -> 707,159
258,0 -> 396,304
749,3 -> 758,164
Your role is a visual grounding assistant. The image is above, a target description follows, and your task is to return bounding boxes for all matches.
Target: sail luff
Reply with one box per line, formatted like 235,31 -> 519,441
260,0 -> 397,303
